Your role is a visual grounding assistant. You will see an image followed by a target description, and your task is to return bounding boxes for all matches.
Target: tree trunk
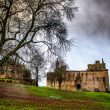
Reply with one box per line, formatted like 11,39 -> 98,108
59,83 -> 61,89
58,81 -> 62,90
35,66 -> 39,86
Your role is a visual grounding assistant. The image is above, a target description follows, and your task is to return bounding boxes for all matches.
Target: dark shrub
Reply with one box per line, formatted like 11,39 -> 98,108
7,79 -> 12,83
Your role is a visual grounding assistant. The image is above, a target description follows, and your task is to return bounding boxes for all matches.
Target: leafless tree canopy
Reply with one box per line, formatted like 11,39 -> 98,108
0,0 -> 77,66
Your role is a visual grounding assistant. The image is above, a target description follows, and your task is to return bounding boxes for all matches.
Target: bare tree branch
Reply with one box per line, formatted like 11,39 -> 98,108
0,0 -> 77,66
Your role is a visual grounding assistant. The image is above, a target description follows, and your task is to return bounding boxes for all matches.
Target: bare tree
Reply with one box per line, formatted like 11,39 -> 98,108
30,53 -> 46,86
25,44 -> 46,86
49,58 -> 68,89
54,67 -> 64,89
23,68 -> 31,81
0,0 -> 77,66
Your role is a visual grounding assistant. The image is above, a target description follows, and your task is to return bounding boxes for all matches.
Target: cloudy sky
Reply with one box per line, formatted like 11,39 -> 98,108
40,0 -> 110,86
65,0 -> 110,80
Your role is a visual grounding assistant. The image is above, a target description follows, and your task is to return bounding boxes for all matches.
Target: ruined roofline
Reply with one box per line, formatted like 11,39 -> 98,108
88,59 -> 105,66
66,70 -> 87,72
66,69 -> 108,73
87,69 -> 108,72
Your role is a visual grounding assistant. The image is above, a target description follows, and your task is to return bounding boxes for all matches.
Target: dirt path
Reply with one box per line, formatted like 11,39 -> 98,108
0,82 -> 69,101
0,82 -> 29,97
0,82 -> 48,102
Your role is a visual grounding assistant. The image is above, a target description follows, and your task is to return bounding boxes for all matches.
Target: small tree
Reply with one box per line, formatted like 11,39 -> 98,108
54,68 -> 64,89
23,68 -> 31,82
50,58 -> 68,89
28,44 -> 47,86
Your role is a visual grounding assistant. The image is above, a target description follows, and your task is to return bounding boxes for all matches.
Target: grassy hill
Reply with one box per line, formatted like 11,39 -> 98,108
26,85 -> 110,109
0,82 -> 110,110
26,85 -> 110,101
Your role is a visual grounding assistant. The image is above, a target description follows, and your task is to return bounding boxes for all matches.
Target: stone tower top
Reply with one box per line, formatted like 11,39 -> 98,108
56,58 -> 59,69
102,58 -> 104,64
87,59 -> 106,71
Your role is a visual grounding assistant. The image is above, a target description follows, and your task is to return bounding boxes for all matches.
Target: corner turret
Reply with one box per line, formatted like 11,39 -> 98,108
56,58 -> 59,69
87,59 -> 106,71
102,58 -> 104,64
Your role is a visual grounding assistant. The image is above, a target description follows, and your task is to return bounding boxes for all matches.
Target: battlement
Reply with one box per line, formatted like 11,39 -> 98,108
95,61 -> 100,64
87,59 -> 106,71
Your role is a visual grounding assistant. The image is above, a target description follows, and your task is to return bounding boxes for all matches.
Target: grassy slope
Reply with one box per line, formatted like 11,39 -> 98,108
26,85 -> 110,109
26,85 -> 110,101
0,82 -> 110,110
0,99 -> 37,110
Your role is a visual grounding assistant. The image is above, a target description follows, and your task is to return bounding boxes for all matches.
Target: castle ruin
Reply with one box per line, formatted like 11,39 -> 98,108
47,59 -> 109,92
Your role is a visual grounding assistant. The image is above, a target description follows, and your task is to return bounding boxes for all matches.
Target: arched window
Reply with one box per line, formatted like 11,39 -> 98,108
97,77 -> 98,81
103,77 -> 105,81
81,73 -> 82,75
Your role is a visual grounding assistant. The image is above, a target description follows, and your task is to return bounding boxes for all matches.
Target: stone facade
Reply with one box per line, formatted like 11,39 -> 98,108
47,59 -> 109,92
0,60 -> 25,80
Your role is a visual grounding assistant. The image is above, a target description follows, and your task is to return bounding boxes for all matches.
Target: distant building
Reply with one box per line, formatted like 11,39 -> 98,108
0,60 -> 25,80
47,59 -> 109,92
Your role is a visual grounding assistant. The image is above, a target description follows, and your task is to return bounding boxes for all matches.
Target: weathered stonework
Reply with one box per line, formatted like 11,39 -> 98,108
0,60 -> 25,80
47,59 -> 109,92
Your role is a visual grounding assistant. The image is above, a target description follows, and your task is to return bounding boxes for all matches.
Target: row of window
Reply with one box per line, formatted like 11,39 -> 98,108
64,75 -> 106,82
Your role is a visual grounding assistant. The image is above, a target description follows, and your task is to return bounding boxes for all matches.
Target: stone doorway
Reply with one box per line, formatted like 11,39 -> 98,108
76,84 -> 81,90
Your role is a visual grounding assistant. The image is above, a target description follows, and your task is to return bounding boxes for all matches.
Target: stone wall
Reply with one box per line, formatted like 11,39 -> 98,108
47,60 -> 109,92
0,63 -> 25,80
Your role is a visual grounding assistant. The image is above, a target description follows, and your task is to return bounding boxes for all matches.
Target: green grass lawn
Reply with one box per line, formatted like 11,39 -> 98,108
25,85 -> 110,101
0,99 -> 53,110
25,85 -> 110,109
0,99 -> 37,110
0,82 -> 110,110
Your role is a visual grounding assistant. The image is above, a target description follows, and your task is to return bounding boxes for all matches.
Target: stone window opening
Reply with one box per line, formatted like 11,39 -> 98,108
97,77 -> 98,81
76,84 -> 81,90
82,73 -> 83,76
103,77 -> 105,81
103,77 -> 106,87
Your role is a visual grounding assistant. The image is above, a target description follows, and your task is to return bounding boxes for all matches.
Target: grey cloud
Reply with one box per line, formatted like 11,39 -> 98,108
74,0 -> 110,39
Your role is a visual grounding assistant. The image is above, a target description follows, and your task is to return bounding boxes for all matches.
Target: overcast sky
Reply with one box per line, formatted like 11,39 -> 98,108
65,0 -> 110,82
40,0 -> 110,86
